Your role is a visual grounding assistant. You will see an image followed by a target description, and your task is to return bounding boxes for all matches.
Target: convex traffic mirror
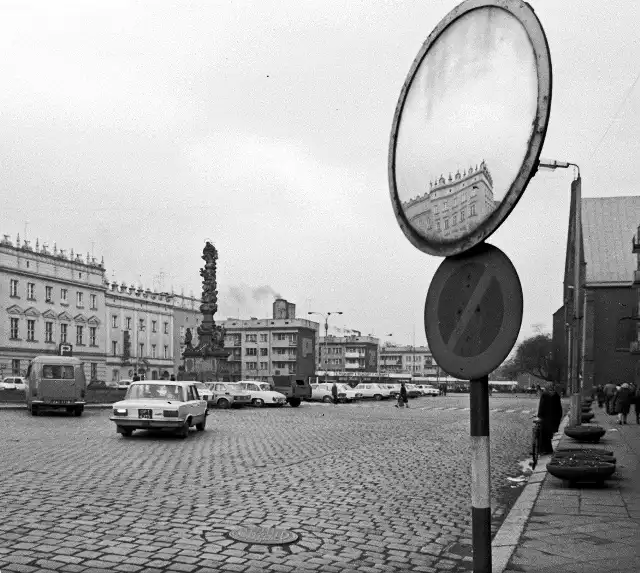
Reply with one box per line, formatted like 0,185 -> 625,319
389,0 -> 551,257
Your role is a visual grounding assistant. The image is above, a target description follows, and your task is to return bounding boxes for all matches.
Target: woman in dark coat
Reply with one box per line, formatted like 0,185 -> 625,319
613,383 -> 633,425
537,382 -> 563,455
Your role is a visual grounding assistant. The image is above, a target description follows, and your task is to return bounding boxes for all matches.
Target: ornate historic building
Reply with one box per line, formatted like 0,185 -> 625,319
402,161 -> 498,240
0,234 -> 107,381
172,293 -> 201,374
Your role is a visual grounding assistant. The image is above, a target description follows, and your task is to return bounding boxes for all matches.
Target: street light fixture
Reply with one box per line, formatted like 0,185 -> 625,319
537,159 -> 582,426
308,311 -> 343,383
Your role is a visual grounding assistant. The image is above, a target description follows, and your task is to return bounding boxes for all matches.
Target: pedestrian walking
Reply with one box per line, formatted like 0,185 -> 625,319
132,372 -> 141,382
633,383 -> 640,424
170,374 -> 176,381
595,384 -> 605,408
613,383 -> 633,425
331,382 -> 339,405
603,382 -> 617,414
397,381 -> 409,409
536,381 -> 563,455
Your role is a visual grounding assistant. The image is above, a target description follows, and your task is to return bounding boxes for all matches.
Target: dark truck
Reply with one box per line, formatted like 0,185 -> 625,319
271,376 -> 311,407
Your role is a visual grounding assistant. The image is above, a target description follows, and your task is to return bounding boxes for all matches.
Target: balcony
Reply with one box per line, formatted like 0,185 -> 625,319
272,339 -> 297,347
273,354 -> 297,361
344,352 -> 364,359
630,341 -> 640,353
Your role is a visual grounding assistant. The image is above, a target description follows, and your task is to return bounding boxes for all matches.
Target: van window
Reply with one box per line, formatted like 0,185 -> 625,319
43,365 -> 75,379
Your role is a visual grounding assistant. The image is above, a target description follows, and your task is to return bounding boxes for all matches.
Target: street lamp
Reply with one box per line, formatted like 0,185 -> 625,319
537,159 -> 582,426
308,311 -> 343,383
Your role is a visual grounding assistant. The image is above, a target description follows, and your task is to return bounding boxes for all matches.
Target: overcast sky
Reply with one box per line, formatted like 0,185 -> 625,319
2,1 -> 639,350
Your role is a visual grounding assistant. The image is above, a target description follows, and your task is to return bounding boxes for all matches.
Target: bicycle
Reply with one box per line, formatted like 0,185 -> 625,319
530,417 -> 542,470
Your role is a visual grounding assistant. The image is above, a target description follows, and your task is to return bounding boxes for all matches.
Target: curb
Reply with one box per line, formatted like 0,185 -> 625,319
0,403 -> 114,411
491,413 -> 570,573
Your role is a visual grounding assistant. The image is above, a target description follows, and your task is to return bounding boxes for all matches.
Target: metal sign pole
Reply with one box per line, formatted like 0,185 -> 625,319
470,375 -> 491,573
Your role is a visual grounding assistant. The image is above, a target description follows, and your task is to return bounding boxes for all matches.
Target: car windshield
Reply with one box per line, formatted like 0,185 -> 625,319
194,383 -> 208,391
258,383 -> 271,391
126,384 -> 184,401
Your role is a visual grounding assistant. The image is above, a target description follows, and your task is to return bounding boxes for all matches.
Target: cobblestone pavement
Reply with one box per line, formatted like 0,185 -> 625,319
0,395 -> 546,573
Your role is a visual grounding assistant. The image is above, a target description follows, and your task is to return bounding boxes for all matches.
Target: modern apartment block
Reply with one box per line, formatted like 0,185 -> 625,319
0,234 -> 107,381
221,299 -> 318,382
317,334 -> 379,373
379,344 -> 437,377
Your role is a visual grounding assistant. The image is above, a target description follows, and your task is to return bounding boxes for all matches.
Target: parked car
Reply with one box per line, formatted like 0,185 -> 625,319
116,379 -> 134,390
271,375 -> 311,407
232,381 -> 287,407
110,381 -> 208,438
418,385 -> 440,397
310,383 -> 363,403
193,382 -> 214,405
405,384 -> 422,399
381,384 -> 400,398
206,382 -> 252,409
0,376 -> 26,391
353,383 -> 392,400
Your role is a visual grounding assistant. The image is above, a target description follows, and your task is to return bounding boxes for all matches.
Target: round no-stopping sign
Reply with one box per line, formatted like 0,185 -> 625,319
425,243 -> 522,379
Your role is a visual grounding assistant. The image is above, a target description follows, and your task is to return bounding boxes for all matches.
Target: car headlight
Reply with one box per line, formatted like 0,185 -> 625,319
163,410 -> 180,417
113,408 -> 127,416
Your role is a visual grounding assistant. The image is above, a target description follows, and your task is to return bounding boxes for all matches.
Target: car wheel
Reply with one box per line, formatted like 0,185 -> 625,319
119,427 -> 133,437
252,398 -> 264,407
177,419 -> 190,439
322,396 -> 333,403
217,398 -> 231,409
374,394 -> 383,401
31,406 -> 38,416
74,407 -> 83,417
196,417 -> 206,432
288,398 -> 301,407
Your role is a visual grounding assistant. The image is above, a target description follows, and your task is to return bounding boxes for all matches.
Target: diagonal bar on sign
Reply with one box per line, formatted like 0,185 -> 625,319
445,266 -> 497,351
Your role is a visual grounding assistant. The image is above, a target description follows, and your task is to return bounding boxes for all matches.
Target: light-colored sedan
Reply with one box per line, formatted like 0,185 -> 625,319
0,376 -> 26,391
206,382 -> 252,409
418,385 -> 440,396
353,383 -> 392,401
310,383 -> 363,403
232,380 -> 287,407
116,379 -> 134,390
110,381 -> 208,438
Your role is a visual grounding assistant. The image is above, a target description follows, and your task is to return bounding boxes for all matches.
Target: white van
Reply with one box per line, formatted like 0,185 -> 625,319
25,356 -> 87,416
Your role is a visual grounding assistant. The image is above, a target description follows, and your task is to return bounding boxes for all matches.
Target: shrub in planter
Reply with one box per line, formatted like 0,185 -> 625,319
552,451 -> 616,464
556,447 -> 614,457
581,411 -> 595,422
564,425 -> 606,443
547,458 -> 615,483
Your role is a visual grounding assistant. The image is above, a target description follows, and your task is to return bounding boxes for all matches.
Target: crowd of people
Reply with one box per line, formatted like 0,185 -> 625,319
595,382 -> 640,425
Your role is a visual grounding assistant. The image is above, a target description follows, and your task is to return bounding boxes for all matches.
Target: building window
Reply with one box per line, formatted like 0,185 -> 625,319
61,288 -> 68,303
112,369 -> 119,382
90,326 -> 97,346
259,334 -> 268,342
11,359 -> 20,375
76,325 -> 84,345
112,315 -> 118,328
246,334 -> 257,342
76,292 -> 84,307
90,363 -> 98,381
246,362 -> 257,370
139,343 -> 144,357
45,322 -> 53,343
125,317 -> 131,330
245,347 -> 257,356
470,204 -> 476,216
26,319 -> 35,341
27,283 -> 35,300
260,362 -> 268,370
10,279 -> 18,297
460,209 -> 465,222
164,345 -> 168,359
10,318 -> 19,339
152,320 -> 157,333
444,218 -> 449,229
90,294 -> 97,310
138,318 -> 145,331
163,322 -> 168,334
112,341 -> 118,356
60,323 -> 68,343
180,326 -> 185,340
151,344 -> 157,358
452,214 -> 457,225
260,348 -> 268,356
436,221 -> 441,231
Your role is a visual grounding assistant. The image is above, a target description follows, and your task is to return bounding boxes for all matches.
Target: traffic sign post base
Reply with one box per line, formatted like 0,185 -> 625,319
470,375 -> 491,573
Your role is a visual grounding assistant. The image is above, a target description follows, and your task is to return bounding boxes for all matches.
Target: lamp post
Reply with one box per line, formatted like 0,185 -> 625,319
538,159 -> 582,426
308,311 -> 343,383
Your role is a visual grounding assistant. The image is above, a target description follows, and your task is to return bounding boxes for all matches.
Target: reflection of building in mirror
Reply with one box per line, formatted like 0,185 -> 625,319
402,161 -> 500,240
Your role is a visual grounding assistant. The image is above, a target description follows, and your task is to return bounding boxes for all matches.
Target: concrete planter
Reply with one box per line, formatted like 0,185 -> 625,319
564,425 -> 606,443
581,411 -> 595,422
552,451 -> 616,464
547,458 -> 615,484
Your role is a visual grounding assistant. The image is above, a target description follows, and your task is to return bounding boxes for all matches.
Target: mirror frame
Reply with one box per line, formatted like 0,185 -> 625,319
388,0 -> 552,257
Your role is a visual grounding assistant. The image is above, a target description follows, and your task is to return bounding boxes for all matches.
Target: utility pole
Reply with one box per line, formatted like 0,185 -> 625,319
308,311 -> 343,383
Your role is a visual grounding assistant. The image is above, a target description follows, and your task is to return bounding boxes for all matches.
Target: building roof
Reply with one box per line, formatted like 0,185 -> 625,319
582,196 -> 640,285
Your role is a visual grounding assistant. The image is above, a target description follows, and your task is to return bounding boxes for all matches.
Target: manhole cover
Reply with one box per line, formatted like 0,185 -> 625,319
228,526 -> 299,545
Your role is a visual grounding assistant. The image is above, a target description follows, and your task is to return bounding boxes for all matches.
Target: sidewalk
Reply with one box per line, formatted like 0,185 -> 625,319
493,406 -> 640,573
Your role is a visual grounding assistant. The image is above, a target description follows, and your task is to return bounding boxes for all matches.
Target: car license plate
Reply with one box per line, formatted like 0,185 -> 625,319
139,409 -> 152,419
52,399 -> 72,404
